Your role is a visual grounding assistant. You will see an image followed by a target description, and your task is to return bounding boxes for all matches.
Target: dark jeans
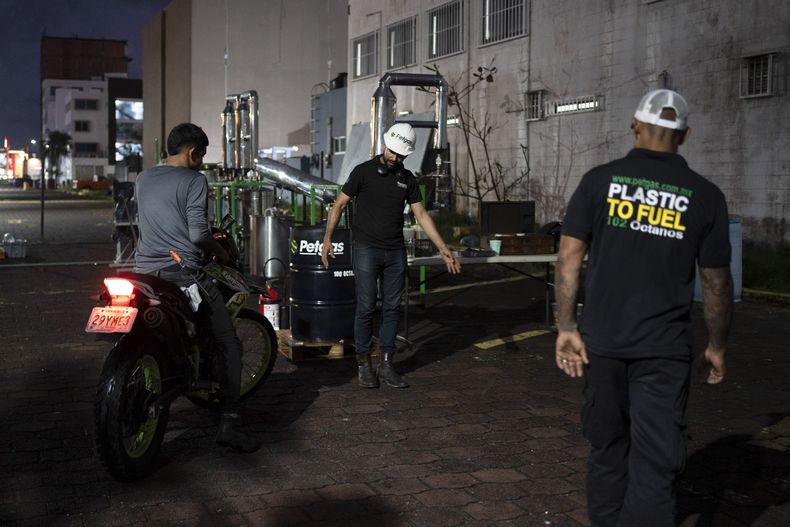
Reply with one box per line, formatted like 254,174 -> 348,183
156,268 -> 242,413
352,243 -> 406,356
582,353 -> 691,527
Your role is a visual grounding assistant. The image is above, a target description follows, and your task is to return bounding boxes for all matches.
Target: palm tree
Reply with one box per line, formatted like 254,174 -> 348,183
44,130 -> 71,186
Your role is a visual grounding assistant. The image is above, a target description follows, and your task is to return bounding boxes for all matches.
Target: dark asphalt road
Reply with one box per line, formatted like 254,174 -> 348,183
0,190 -> 788,526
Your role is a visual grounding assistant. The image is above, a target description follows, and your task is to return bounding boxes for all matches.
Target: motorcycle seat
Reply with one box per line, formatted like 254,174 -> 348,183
116,271 -> 194,311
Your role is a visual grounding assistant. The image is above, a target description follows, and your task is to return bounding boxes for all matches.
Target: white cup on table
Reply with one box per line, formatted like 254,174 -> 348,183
489,239 -> 502,255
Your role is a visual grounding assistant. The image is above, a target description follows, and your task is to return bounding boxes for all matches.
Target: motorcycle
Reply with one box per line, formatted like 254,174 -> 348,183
87,215 -> 277,481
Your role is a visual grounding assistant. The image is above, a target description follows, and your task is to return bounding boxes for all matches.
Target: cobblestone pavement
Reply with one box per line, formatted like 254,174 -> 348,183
1,193 -> 789,526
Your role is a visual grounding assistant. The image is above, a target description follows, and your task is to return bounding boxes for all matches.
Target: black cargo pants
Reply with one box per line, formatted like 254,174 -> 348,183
582,352 -> 691,527
156,267 -> 243,412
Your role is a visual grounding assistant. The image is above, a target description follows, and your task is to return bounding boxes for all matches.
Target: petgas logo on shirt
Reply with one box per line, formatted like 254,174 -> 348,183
291,239 -> 345,255
605,175 -> 694,240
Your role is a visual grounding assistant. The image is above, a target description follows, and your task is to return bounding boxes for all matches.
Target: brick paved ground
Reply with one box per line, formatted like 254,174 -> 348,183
1,192 -> 789,526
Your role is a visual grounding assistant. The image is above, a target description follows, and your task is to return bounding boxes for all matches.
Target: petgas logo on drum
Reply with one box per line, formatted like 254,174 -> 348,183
293,239 -> 345,256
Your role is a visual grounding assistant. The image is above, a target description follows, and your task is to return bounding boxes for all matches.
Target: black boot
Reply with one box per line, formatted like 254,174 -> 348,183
378,352 -> 409,388
216,413 -> 261,453
357,354 -> 379,388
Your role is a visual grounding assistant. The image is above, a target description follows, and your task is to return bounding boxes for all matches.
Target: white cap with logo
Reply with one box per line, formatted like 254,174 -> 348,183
384,122 -> 416,156
634,89 -> 689,130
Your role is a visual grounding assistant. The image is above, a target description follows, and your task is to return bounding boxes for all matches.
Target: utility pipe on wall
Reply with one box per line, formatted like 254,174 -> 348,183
370,72 -> 449,158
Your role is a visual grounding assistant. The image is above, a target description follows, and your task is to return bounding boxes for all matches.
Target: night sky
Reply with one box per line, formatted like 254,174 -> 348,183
0,0 -> 172,153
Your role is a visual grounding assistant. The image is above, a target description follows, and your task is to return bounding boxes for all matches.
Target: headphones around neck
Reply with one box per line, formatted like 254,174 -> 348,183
376,155 -> 406,180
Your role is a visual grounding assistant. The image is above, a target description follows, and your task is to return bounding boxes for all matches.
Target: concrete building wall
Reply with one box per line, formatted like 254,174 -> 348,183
141,0 -> 192,169
189,0 -> 348,163
347,0 -> 790,244
143,0 -> 348,167
142,10 -> 164,168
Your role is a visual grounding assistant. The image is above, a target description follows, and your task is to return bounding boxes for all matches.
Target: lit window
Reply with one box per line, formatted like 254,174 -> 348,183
740,54 -> 775,98
115,100 -> 144,120
428,0 -> 464,59
525,90 -> 544,120
353,32 -> 379,79
387,17 -> 417,70
547,95 -> 603,116
481,0 -> 526,45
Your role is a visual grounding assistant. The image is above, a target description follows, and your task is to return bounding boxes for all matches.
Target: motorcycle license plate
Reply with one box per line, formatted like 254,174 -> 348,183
85,306 -> 138,333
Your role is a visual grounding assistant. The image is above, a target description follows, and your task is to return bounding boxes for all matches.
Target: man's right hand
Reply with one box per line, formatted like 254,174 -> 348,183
321,238 -> 334,268
700,345 -> 726,384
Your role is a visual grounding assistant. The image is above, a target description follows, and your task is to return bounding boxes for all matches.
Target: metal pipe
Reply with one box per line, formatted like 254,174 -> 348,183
239,90 -> 258,170
370,72 -> 449,157
371,84 -> 396,157
435,83 -> 448,149
222,95 -> 239,169
255,157 -> 337,203
237,96 -> 251,169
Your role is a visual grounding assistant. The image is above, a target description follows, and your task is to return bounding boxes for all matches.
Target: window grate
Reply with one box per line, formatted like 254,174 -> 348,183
387,17 -> 417,69
525,90 -> 544,120
481,0 -> 526,45
546,95 -> 603,116
353,32 -> 379,79
740,54 -> 774,98
428,0 -> 464,60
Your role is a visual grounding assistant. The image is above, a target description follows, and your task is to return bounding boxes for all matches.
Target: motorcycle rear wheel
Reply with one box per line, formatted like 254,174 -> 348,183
94,337 -> 170,481
187,308 -> 277,409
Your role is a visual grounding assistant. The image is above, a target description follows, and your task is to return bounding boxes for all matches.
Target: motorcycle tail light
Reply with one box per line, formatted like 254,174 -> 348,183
104,278 -> 134,306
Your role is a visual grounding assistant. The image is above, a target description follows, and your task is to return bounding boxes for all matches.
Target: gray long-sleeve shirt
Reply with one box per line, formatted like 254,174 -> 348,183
133,165 -> 212,273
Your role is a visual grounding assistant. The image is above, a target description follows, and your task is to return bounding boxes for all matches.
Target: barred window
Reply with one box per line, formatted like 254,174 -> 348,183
547,95 -> 603,116
481,0 -> 526,45
740,54 -> 774,98
353,32 -> 379,79
428,1 -> 464,60
387,17 -> 417,69
525,90 -> 544,120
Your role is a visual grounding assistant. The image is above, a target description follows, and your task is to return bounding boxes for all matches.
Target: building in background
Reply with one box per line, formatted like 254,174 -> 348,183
41,76 -> 142,186
141,0 -> 348,170
40,36 -> 142,186
346,0 -> 789,244
309,73 -> 348,182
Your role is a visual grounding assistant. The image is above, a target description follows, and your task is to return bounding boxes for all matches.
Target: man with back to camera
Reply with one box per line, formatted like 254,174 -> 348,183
554,90 -> 734,526
321,122 -> 461,388
134,123 -> 260,453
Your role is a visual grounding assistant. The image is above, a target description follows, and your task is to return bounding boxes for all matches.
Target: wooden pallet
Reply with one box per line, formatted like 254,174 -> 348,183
276,330 -> 343,361
276,329 -> 368,362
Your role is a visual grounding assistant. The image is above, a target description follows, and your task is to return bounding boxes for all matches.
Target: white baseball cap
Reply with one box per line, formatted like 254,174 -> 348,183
383,122 -> 416,156
633,89 -> 689,130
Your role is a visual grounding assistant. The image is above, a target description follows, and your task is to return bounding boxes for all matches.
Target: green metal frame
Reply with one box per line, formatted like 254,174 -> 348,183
208,180 -> 275,239
309,184 -> 342,226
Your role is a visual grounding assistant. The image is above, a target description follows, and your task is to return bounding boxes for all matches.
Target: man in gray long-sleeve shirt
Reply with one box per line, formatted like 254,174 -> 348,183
134,123 -> 260,453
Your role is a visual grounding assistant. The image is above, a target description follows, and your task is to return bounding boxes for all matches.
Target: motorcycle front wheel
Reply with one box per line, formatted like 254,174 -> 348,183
94,336 -> 170,482
187,308 -> 277,409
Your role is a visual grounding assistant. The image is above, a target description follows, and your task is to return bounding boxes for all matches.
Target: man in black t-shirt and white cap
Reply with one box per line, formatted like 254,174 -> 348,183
555,90 -> 734,526
322,123 -> 460,389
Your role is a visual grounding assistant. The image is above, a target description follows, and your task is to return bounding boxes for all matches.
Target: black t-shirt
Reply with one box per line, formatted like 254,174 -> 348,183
342,157 -> 422,249
562,148 -> 731,359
